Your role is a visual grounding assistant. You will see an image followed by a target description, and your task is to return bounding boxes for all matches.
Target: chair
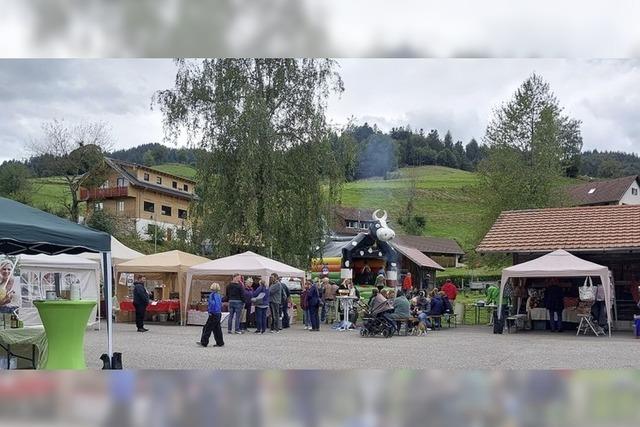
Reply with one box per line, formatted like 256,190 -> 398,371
576,314 -> 605,336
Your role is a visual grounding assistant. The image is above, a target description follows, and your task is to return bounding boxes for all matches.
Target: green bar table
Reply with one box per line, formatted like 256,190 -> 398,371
33,300 -> 96,370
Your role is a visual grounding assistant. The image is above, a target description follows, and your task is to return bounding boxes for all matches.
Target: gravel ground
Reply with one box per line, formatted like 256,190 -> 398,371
84,321 -> 640,369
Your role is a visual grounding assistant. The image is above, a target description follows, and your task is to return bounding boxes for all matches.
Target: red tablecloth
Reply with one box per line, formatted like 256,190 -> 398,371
120,300 -> 180,313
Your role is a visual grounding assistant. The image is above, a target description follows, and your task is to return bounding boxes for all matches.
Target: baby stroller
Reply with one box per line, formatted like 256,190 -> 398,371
358,296 -> 396,338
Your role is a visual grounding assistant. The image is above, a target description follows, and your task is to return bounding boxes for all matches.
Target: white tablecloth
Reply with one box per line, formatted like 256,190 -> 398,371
529,307 -> 578,323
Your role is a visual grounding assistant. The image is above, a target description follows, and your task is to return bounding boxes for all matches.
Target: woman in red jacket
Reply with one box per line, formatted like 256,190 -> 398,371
441,279 -> 458,302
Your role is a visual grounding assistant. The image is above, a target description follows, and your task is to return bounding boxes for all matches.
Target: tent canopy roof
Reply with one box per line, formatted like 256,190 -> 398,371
80,236 -> 143,265
188,251 -> 305,278
19,253 -> 100,271
115,250 -> 209,273
0,197 -> 111,255
502,249 -> 608,278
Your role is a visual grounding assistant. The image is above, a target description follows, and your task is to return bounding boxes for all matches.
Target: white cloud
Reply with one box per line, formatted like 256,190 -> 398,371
1,58 -> 640,163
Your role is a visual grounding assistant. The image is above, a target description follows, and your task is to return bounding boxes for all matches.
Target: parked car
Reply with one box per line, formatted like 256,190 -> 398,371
281,277 -> 302,295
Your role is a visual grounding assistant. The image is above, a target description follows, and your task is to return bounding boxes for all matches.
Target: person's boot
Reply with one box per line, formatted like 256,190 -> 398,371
100,353 -> 111,370
111,352 -> 123,370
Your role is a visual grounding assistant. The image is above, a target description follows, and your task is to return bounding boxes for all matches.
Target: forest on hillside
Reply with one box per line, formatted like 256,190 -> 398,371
6,123 -> 640,181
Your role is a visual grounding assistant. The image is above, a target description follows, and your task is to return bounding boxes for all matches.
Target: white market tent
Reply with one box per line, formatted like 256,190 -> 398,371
18,254 -> 101,328
185,251 -> 306,325
80,236 -> 143,265
498,249 -> 613,336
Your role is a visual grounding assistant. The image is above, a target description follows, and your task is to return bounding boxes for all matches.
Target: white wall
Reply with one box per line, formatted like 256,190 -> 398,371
619,180 -> 640,205
135,218 -> 178,240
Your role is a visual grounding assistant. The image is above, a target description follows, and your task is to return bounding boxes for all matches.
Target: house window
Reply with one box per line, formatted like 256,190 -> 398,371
161,205 -> 172,216
143,173 -> 149,181
117,201 -> 125,212
156,176 -> 162,185
183,184 -> 189,192
633,188 -> 638,196
346,220 -> 358,229
178,209 -> 188,219
143,201 -> 155,213
94,202 -> 103,211
172,181 -> 178,189
117,177 -> 125,187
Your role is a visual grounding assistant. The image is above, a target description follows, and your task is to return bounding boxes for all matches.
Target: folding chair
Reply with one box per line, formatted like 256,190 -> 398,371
576,314 -> 605,337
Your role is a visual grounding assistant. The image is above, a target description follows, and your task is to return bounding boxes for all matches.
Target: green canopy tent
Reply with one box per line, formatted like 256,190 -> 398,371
0,197 -> 114,360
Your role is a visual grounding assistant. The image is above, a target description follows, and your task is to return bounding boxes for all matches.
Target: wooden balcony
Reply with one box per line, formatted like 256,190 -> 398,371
80,186 -> 128,201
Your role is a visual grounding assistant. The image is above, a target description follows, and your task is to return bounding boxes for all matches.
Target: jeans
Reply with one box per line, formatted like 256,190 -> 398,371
282,303 -> 290,328
200,313 -> 224,346
269,303 -> 282,331
417,312 -> 431,327
303,308 -> 311,327
227,300 -> 244,332
549,309 -> 563,331
591,301 -> 606,326
309,305 -> 320,330
256,307 -> 268,332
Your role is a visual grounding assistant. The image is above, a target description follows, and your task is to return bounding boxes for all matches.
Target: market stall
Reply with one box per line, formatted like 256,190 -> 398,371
498,249 -> 613,336
18,254 -> 101,328
184,251 -> 305,325
0,197 -> 113,368
114,250 -> 209,324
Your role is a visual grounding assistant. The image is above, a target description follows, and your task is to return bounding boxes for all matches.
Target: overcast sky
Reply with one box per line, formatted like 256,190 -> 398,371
1,58 -> 639,163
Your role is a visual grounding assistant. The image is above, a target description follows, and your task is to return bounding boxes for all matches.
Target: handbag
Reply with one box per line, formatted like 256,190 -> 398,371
251,292 -> 265,305
579,277 -> 595,301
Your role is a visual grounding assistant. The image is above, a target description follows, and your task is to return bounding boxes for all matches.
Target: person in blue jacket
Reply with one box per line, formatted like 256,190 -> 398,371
197,283 -> 224,347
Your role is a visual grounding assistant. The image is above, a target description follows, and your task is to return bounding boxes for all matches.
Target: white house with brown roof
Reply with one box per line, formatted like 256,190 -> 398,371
566,175 -> 640,206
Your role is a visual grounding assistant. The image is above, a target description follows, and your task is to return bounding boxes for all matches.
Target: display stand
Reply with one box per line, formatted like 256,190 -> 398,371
33,300 -> 96,370
335,296 -> 358,331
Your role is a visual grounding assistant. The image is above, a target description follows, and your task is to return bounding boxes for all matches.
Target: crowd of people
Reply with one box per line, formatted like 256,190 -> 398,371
131,271 -> 461,347
365,282 -> 456,335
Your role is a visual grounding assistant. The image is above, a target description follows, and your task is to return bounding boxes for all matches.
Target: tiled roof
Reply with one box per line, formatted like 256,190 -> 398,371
394,235 -> 464,255
565,175 -> 638,206
477,205 -> 640,253
392,243 -> 445,271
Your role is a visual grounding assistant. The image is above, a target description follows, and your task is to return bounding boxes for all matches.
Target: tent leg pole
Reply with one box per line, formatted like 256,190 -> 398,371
102,252 -> 113,359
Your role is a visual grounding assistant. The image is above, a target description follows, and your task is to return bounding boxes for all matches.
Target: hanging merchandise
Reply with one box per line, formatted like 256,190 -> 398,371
578,276 -> 595,301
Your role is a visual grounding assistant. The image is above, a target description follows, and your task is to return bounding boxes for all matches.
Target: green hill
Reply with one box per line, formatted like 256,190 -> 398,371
341,166 -> 484,252
151,163 -> 197,180
30,177 -> 71,211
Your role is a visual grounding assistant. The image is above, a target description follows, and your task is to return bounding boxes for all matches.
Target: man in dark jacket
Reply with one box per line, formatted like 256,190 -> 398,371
545,280 -> 565,332
225,273 -> 244,334
132,276 -> 149,332
307,280 -> 321,331
281,280 -> 292,329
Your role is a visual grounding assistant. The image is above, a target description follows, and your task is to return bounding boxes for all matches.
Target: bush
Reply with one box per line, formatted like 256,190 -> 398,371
87,209 -> 117,235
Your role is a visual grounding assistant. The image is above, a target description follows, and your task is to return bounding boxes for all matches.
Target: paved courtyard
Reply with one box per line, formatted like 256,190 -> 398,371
83,321 -> 640,369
